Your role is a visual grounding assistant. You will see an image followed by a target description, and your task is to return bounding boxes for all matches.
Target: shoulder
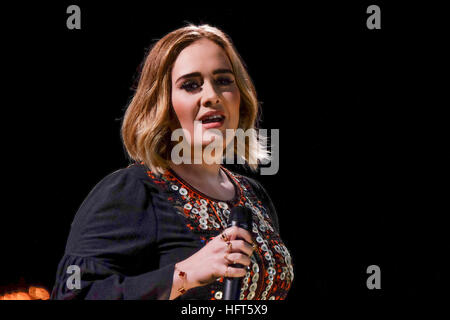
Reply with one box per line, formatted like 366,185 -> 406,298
66,163 -> 161,255
98,162 -> 151,186
86,162 -> 155,198
72,163 -> 160,225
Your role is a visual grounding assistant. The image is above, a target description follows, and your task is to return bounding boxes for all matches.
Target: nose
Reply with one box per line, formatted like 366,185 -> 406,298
201,80 -> 221,108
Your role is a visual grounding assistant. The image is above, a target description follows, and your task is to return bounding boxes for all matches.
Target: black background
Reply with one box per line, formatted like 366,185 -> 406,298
2,0 -> 448,306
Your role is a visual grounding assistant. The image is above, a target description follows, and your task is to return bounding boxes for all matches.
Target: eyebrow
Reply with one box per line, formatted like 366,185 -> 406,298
175,68 -> 234,84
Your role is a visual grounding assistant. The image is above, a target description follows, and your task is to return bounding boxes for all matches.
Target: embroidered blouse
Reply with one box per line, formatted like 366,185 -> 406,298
50,162 -> 294,300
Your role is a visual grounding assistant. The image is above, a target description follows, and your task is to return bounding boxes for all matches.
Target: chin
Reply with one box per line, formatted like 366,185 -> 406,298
202,129 -> 225,143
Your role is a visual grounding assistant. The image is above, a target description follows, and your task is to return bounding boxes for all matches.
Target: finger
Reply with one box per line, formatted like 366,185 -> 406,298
223,265 -> 247,278
225,226 -> 254,244
228,239 -> 254,257
224,252 -> 251,267
217,232 -> 230,243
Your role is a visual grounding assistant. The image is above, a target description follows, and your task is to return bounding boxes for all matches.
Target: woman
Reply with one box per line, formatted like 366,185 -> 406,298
51,24 -> 293,300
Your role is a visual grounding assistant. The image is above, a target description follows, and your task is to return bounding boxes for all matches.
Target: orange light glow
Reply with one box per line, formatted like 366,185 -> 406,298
0,286 -> 50,300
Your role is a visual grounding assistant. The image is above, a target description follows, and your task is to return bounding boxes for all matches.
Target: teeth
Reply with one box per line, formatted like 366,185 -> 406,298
203,115 -> 223,121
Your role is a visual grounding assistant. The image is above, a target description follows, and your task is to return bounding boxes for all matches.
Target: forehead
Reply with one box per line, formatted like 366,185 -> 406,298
172,38 -> 232,78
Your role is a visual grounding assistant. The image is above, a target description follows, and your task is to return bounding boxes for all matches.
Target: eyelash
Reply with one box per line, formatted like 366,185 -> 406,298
180,78 -> 234,92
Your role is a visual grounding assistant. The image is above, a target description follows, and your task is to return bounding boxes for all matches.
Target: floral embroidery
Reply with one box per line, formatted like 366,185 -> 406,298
145,166 -> 293,300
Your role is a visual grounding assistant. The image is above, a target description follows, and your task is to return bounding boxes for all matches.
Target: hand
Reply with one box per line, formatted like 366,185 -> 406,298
176,226 -> 256,290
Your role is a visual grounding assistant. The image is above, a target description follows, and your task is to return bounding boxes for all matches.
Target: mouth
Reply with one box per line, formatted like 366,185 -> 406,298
201,115 -> 225,124
198,112 -> 226,128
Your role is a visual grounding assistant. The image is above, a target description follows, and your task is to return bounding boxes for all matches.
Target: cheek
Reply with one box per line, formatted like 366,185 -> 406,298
223,90 -> 241,126
171,92 -> 197,129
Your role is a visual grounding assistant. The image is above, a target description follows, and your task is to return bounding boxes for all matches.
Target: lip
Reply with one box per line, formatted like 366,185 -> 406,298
202,118 -> 225,129
198,111 -> 226,122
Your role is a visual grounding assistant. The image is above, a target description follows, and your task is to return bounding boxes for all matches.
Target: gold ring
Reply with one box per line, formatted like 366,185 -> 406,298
221,232 -> 230,242
226,241 -> 232,252
252,242 -> 257,251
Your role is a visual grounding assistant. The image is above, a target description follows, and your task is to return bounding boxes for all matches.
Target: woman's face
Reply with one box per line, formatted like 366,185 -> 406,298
171,38 -> 240,149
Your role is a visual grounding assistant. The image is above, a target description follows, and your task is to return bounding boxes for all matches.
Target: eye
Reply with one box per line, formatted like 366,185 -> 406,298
180,80 -> 201,92
216,77 -> 234,86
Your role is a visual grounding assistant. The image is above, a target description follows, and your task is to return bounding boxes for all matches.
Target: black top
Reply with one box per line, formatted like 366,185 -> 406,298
50,163 -> 293,300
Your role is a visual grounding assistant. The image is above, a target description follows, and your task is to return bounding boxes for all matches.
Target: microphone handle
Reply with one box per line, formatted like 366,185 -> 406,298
223,271 -> 243,300
223,220 -> 247,300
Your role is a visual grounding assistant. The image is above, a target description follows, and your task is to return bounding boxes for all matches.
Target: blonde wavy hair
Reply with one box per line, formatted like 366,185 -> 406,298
121,24 -> 270,174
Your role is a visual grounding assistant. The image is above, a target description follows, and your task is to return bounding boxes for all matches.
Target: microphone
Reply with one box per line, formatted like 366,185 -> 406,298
223,206 -> 253,300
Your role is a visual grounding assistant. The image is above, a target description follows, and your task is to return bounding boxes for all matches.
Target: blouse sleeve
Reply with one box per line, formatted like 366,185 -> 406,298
50,168 -> 175,300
